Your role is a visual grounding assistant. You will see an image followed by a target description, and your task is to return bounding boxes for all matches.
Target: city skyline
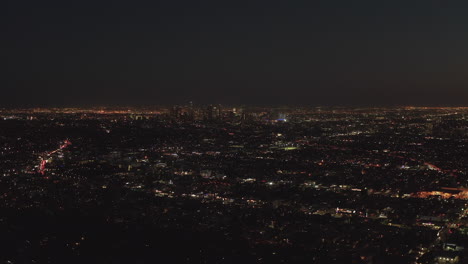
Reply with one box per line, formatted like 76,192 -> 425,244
2,1 -> 468,263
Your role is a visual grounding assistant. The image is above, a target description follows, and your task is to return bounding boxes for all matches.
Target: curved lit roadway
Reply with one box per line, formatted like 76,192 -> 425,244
38,139 -> 72,175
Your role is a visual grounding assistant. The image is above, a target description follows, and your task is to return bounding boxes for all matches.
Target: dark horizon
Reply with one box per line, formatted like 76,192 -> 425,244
2,102 -> 468,110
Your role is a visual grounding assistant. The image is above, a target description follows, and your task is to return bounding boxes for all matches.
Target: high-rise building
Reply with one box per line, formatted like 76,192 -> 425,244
204,104 -> 222,120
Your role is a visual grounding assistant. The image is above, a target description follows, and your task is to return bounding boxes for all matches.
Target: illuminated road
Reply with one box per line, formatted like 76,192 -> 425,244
37,139 -> 72,175
306,142 -> 457,178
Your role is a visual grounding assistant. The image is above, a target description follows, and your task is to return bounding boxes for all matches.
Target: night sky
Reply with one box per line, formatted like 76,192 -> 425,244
2,0 -> 468,107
